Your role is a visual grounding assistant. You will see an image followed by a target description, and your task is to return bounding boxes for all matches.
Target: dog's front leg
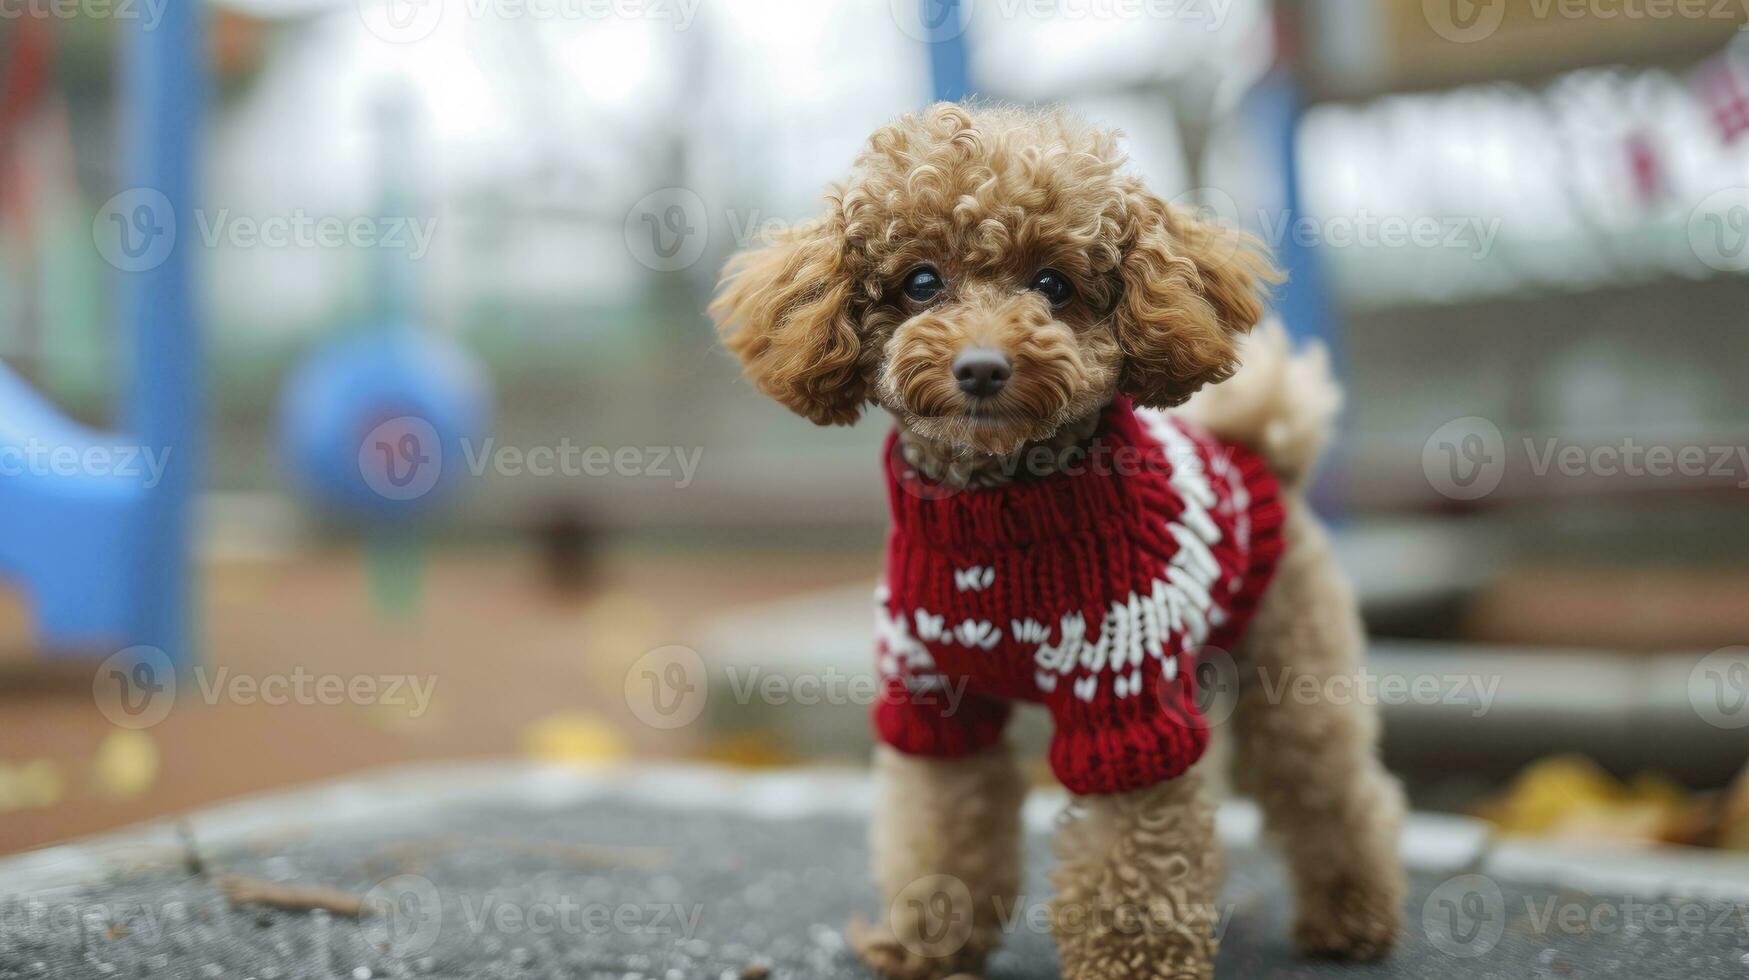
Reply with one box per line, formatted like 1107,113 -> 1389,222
853,744 -> 1026,980
1049,772 -> 1221,980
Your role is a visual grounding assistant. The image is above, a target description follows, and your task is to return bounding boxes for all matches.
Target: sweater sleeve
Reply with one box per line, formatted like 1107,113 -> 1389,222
873,675 -> 1012,758
871,583 -> 1013,758
1042,651 -> 1210,795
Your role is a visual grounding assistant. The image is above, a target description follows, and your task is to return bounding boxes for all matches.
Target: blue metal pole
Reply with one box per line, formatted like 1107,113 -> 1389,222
120,1 -> 203,665
1247,70 -> 1338,364
924,0 -> 971,103
1242,69 -> 1346,515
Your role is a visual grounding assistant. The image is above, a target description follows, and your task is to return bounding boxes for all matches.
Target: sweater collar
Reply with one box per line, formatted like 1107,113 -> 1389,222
884,398 -> 1165,551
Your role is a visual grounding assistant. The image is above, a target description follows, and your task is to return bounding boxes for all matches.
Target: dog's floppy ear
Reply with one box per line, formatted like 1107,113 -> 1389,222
709,214 -> 865,426
1113,183 -> 1279,409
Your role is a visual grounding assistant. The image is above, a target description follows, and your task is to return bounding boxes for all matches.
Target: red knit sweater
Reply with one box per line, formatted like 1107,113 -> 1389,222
873,398 -> 1285,795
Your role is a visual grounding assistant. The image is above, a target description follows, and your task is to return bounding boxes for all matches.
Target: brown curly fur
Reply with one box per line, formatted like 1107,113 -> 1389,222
1229,500 -> 1407,960
852,745 -> 1027,979
709,103 -> 1403,979
709,103 -> 1277,456
1050,772 -> 1222,980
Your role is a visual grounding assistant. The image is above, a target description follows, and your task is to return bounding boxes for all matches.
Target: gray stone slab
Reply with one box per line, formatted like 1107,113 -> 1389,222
2,768 -> 1747,979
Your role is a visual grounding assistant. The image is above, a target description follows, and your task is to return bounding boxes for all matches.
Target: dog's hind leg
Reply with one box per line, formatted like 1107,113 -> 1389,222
1229,498 -> 1406,959
852,743 -> 1027,980
1049,771 -> 1221,980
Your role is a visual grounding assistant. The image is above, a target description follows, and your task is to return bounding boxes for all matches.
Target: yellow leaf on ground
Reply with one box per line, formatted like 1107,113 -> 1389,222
1476,754 -> 1698,844
91,730 -> 160,800
0,759 -> 65,811
520,712 -> 630,764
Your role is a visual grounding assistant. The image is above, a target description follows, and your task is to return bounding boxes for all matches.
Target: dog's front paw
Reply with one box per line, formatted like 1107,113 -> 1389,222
1292,872 -> 1404,961
848,916 -> 989,980
1063,954 -> 1212,980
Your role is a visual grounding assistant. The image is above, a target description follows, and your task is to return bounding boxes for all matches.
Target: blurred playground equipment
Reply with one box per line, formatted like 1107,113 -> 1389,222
278,86 -> 493,613
0,7 -> 201,666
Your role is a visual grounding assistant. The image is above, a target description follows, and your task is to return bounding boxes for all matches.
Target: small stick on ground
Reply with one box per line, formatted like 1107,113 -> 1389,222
175,821 -> 206,877
218,874 -> 367,918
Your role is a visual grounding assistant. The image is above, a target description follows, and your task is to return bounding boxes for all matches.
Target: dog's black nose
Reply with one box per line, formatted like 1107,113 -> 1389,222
953,348 -> 1012,399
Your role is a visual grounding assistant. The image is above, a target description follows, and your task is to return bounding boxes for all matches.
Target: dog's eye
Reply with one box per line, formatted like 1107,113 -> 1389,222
902,266 -> 944,303
1029,269 -> 1074,308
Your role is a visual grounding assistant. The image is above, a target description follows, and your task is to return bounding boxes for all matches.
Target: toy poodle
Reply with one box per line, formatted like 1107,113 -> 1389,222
709,103 -> 1405,980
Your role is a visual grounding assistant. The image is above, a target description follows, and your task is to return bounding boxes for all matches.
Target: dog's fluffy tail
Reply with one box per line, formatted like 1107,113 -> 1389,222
1176,319 -> 1341,491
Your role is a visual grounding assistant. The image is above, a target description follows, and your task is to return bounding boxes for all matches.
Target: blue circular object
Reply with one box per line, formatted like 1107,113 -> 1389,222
279,325 -> 492,522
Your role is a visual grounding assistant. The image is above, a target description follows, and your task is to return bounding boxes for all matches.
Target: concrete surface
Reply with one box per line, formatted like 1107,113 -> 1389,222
2,763 -> 1747,979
